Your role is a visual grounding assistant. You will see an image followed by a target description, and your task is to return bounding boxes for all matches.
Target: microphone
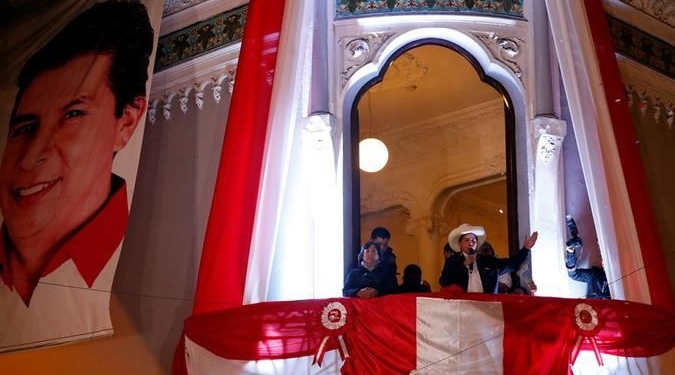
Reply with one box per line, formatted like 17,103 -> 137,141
468,247 -> 476,272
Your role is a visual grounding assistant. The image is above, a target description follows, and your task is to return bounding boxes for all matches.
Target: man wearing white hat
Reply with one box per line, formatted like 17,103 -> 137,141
439,223 -> 538,293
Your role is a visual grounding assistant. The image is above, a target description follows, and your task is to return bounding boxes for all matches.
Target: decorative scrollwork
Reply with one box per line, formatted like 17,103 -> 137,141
473,31 -> 524,80
339,32 -> 395,87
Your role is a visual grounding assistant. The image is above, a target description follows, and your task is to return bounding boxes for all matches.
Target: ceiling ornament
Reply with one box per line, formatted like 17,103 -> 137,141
472,31 -> 524,81
162,0 -> 210,17
339,32 -> 396,88
618,0 -> 675,27
625,83 -> 674,129
371,52 -> 428,92
360,189 -> 418,218
533,117 -> 567,165
147,68 -> 236,124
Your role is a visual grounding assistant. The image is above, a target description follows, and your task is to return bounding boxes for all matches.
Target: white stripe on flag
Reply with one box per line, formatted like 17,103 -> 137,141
184,336 -> 343,375
414,297 -> 504,375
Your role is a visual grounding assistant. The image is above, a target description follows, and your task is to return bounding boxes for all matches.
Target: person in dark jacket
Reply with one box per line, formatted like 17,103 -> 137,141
397,264 -> 432,294
370,226 -> 398,275
343,241 -> 398,298
564,215 -> 610,299
439,223 -> 538,293
565,238 -> 611,299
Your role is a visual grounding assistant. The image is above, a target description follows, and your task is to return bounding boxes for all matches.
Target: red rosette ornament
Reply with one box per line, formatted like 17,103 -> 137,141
570,303 -> 604,371
313,300 -> 350,367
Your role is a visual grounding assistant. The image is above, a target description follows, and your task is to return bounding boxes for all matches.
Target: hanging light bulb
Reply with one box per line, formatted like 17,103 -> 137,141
359,91 -> 388,173
359,137 -> 389,172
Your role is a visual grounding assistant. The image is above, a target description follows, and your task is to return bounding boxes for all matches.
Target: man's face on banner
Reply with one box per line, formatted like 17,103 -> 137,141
0,53 -> 134,244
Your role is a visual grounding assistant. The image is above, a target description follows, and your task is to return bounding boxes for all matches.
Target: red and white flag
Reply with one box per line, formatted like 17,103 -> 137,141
180,292 -> 675,375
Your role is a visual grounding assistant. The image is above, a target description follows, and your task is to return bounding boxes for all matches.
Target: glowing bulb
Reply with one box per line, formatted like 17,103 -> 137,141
359,138 -> 389,173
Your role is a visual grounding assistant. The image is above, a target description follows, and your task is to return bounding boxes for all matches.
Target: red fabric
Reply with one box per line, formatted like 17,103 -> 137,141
0,175 -> 128,303
582,0 -> 674,312
191,0 -> 286,315
182,293 -> 675,375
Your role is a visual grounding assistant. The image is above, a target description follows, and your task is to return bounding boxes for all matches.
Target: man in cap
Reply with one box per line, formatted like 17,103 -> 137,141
439,223 -> 538,293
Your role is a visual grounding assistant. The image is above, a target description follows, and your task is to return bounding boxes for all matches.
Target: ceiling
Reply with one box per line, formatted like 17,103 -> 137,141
358,44 -> 501,137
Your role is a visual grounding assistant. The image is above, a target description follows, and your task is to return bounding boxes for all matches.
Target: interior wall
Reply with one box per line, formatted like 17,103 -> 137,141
444,182 -> 509,257
360,208 -> 419,285
617,55 -> 675,301
627,87 -> 675,299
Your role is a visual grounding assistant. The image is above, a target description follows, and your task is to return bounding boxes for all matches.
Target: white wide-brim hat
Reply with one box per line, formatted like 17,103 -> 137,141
447,223 -> 486,252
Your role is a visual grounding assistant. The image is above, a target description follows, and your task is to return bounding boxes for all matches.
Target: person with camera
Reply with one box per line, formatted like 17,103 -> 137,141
564,215 -> 611,299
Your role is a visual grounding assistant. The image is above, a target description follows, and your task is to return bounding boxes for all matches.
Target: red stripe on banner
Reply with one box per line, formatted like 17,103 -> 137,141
192,0 -> 286,315
177,293 -> 675,374
582,0 -> 674,312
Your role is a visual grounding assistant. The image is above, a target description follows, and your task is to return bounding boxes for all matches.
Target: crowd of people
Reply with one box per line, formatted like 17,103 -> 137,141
344,219 -> 610,300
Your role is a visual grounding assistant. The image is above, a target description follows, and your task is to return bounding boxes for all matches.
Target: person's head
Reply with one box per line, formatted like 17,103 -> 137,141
1,0 -> 153,249
443,243 -> 452,259
402,264 -> 423,285
477,240 -> 495,257
358,240 -> 381,268
447,223 -> 486,254
370,226 -> 391,249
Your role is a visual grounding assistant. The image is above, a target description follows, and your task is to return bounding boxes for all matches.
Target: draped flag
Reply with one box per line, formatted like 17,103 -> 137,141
172,0 -> 286,373
582,0 -> 673,312
0,0 -> 161,353
180,291 -> 675,375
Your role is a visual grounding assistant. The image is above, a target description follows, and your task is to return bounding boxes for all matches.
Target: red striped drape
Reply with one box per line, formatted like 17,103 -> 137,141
582,0 -> 674,313
192,0 -> 287,315
171,2 -> 286,373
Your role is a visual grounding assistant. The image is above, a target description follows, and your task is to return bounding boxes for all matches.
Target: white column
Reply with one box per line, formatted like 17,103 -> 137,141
531,116 -> 569,297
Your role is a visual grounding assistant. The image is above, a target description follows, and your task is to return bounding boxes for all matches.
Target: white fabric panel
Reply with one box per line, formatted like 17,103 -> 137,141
246,0 -> 313,304
544,0 -> 645,304
572,347 -> 675,375
414,297 -> 504,375
185,336 -> 343,375
0,248 -> 120,352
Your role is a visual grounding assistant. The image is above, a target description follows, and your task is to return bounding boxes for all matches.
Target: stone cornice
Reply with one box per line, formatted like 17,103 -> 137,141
612,0 -> 675,28
607,15 -> 674,79
155,4 -> 246,72
618,55 -> 675,129
160,0 -> 249,35
148,42 -> 240,123
335,0 -> 525,19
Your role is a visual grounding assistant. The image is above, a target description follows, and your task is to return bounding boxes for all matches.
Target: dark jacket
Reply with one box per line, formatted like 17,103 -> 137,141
439,247 -> 530,293
397,281 -> 431,294
380,247 -> 398,275
565,250 -> 611,299
343,263 -> 398,297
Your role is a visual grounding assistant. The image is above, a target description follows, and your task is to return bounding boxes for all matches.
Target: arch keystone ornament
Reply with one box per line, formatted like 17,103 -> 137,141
571,303 -> 604,370
314,301 -> 350,366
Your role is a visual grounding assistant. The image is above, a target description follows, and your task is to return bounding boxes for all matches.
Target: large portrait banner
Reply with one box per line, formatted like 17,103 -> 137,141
0,0 -> 162,352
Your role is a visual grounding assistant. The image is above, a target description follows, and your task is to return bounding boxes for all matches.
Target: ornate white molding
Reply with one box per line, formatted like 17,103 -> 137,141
618,56 -> 675,129
148,43 -> 239,123
303,113 -> 335,145
339,32 -> 396,88
163,0 -> 210,17
625,83 -> 674,129
160,0 -> 248,36
613,0 -> 674,27
360,189 -> 419,217
532,117 -> 567,165
472,31 -> 524,80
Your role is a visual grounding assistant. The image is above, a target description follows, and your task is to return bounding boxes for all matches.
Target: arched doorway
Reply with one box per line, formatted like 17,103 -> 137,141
344,41 -> 520,285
